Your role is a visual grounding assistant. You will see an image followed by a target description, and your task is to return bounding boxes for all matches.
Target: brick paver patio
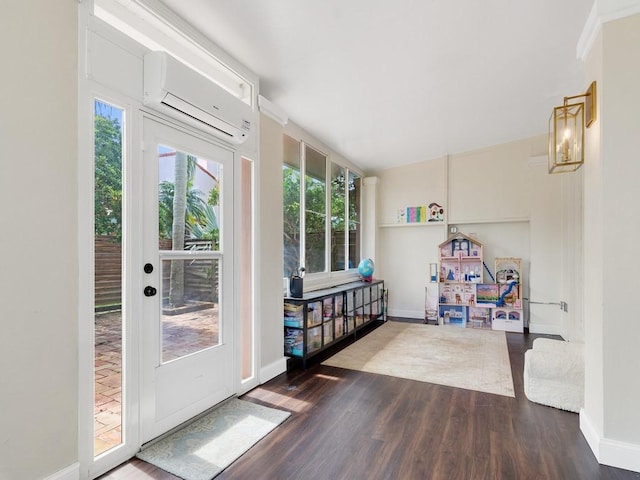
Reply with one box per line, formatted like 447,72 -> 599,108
94,306 -> 219,455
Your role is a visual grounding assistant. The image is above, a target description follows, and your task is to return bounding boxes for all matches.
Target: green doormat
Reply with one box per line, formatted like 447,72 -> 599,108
136,398 -> 290,480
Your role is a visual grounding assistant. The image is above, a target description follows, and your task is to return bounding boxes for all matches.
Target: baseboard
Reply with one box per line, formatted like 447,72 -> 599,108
260,356 -> 287,384
388,308 -> 423,319
601,437 -> 640,473
580,409 -> 640,473
528,323 -> 563,336
45,463 -> 80,480
580,409 -> 601,459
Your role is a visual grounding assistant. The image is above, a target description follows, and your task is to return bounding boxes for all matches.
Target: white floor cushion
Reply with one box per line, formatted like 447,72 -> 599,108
523,339 -> 584,413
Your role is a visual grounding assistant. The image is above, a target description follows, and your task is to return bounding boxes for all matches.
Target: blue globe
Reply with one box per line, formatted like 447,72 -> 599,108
358,258 -> 375,279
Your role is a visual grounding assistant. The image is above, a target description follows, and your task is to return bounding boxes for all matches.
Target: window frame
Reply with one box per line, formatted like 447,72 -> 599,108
283,134 -> 364,291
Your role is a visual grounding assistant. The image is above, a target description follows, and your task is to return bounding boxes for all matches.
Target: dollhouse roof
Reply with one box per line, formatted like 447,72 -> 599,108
438,232 -> 483,249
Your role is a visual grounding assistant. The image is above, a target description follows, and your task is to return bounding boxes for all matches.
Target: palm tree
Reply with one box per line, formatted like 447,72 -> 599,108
188,204 -> 219,249
158,158 -> 206,240
169,151 -> 188,307
159,153 -> 217,307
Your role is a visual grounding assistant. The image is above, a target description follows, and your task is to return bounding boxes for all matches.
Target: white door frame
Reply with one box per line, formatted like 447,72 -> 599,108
79,87 -> 144,479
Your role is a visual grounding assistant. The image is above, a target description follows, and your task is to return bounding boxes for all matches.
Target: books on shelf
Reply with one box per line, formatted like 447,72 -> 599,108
284,302 -> 303,327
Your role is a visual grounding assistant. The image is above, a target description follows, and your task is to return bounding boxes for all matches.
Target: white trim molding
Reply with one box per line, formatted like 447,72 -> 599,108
528,323 -> 563,336
388,308 -> 424,320
580,409 -> 640,473
45,463 -> 80,480
580,409 -> 602,459
260,356 -> 287,384
363,176 -> 379,186
362,176 -> 379,263
258,95 -> 288,126
578,0 -> 640,61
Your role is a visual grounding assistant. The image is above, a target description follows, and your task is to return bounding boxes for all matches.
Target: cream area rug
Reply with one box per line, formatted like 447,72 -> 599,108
322,321 -> 515,397
137,399 -> 290,480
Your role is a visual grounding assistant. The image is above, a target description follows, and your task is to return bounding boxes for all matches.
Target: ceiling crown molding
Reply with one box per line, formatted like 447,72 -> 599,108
258,95 -> 288,126
363,176 -> 379,185
577,0 -> 640,61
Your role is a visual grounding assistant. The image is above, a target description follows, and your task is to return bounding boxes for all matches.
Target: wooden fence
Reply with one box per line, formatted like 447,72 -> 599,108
95,236 -> 123,308
95,236 -> 217,309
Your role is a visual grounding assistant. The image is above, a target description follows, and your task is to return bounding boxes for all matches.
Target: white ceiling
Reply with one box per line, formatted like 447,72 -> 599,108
159,0 -> 594,172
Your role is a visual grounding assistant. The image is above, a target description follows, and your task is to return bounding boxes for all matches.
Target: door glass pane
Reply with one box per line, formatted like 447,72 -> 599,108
161,258 -> 220,362
158,146 -> 222,252
331,163 -> 346,271
348,172 -> 361,269
305,145 -> 326,273
157,145 -> 223,363
283,135 -> 301,277
93,100 -> 124,455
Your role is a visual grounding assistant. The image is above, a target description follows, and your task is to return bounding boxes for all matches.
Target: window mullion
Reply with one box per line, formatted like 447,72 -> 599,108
344,168 -> 350,270
299,141 -> 306,273
325,159 -> 331,273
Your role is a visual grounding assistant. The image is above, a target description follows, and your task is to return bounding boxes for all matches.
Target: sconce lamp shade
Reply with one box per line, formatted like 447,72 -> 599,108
547,81 -> 596,174
548,102 -> 585,174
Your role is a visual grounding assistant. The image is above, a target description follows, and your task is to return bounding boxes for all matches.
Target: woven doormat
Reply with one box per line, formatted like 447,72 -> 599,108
137,398 -> 290,480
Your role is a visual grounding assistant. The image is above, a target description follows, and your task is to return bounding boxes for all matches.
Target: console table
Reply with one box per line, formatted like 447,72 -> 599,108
284,279 -> 385,368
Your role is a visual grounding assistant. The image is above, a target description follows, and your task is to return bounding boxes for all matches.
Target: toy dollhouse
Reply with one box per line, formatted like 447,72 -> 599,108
433,233 -> 524,332
437,233 -> 485,328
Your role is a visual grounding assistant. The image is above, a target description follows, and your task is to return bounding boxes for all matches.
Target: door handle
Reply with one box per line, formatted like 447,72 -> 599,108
144,286 -> 157,297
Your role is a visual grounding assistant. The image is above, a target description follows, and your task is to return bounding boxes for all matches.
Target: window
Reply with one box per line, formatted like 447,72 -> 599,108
348,171 -> 361,269
283,135 -> 301,278
156,145 -> 223,363
304,145 -> 326,274
283,134 -> 362,279
331,163 -> 346,271
93,99 -> 124,455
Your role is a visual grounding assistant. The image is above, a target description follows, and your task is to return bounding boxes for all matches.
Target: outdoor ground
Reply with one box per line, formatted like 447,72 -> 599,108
93,306 -> 219,455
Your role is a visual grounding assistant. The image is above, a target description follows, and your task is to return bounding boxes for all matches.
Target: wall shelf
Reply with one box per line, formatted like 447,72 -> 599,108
448,217 -> 529,225
379,222 -> 446,228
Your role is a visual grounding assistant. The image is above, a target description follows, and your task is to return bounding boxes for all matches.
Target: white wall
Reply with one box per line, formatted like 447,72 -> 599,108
258,114 -> 287,375
377,158 -> 446,225
375,136 -> 569,330
447,140 -> 534,223
0,2 -> 79,479
528,158 -> 563,336
582,20 -> 606,441
599,13 -> 640,448
376,158 -> 447,317
378,226 -> 446,317
560,169 -> 584,342
581,11 -> 640,473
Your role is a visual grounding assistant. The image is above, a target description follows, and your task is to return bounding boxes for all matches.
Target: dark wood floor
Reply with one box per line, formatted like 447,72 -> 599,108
100,319 -> 640,480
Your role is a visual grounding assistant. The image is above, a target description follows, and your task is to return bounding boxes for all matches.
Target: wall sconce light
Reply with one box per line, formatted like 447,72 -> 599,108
548,81 -> 597,174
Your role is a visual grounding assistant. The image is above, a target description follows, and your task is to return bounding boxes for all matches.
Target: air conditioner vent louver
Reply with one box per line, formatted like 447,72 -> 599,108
143,52 -> 252,145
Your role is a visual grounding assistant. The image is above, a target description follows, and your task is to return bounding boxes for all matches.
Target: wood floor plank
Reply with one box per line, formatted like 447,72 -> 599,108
100,321 -> 640,480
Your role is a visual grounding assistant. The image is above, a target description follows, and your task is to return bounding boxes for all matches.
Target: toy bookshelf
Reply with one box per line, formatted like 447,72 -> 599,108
284,280 -> 385,368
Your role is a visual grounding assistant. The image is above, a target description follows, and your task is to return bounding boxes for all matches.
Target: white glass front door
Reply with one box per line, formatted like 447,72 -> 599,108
140,117 -> 235,443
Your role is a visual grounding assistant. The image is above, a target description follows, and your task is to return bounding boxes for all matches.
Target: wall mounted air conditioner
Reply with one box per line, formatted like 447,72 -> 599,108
143,51 -> 252,145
